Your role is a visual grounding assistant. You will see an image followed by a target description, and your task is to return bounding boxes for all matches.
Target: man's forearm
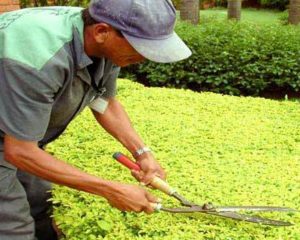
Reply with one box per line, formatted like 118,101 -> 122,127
92,98 -> 147,156
93,98 -> 166,184
4,135 -> 159,213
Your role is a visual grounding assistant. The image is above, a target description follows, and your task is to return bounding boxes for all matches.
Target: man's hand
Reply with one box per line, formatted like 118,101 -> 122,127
103,182 -> 159,214
131,153 -> 166,185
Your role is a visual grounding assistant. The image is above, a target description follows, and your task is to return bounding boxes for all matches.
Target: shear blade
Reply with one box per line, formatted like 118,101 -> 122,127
207,211 -> 293,226
214,206 -> 298,212
161,207 -> 293,226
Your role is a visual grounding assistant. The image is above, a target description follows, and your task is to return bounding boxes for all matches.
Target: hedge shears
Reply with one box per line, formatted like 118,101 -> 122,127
113,152 -> 297,227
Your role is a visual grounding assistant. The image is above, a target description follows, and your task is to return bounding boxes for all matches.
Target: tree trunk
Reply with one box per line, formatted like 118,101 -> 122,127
228,0 -> 242,21
289,0 -> 300,25
180,0 -> 200,25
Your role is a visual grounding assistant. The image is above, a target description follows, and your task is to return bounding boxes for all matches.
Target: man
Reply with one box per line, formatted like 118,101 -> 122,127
0,0 -> 191,239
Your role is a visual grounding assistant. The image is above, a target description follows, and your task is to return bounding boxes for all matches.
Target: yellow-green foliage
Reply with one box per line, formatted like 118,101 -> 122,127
48,79 -> 300,240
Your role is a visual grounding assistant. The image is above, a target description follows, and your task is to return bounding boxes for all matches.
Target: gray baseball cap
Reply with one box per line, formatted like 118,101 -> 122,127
88,0 -> 192,63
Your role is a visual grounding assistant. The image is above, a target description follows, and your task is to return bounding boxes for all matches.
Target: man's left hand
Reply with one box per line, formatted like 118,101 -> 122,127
131,153 -> 166,185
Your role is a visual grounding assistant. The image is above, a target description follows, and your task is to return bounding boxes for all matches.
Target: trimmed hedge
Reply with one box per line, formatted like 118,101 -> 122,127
120,20 -> 300,97
48,80 -> 300,240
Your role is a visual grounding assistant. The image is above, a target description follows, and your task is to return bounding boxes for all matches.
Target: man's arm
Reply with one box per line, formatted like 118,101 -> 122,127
4,134 -> 157,213
91,97 -> 166,184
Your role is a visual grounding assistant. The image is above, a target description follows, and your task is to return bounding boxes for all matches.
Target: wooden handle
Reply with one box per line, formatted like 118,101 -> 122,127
150,176 -> 176,195
113,152 -> 176,195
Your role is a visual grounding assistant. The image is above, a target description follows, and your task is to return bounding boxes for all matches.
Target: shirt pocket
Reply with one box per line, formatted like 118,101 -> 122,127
0,165 -> 17,194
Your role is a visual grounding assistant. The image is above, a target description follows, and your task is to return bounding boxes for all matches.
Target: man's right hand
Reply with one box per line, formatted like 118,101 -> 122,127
102,182 -> 159,214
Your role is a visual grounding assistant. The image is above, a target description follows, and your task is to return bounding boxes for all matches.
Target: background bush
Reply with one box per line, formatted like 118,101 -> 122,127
278,10 -> 289,25
120,20 -> 300,96
49,80 -> 300,239
20,0 -> 89,8
259,0 -> 289,10
214,0 -> 289,10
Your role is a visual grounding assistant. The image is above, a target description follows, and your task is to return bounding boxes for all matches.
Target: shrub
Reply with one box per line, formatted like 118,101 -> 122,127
120,20 -> 300,96
20,0 -> 89,8
214,0 -> 289,10
278,10 -> 289,25
260,0 -> 289,11
49,80 -> 300,239
215,0 -> 227,7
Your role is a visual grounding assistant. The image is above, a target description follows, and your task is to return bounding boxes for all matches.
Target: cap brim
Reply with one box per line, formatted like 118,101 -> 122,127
122,32 -> 192,63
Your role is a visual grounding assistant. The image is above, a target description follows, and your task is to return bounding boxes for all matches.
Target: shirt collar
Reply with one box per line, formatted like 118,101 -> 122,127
71,12 -> 107,87
72,13 -> 93,70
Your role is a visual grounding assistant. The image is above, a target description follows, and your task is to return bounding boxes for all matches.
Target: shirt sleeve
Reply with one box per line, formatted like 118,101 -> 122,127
0,59 -> 60,141
101,62 -> 120,98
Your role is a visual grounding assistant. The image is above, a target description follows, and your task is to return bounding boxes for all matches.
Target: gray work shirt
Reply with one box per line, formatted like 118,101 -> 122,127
0,7 -> 120,167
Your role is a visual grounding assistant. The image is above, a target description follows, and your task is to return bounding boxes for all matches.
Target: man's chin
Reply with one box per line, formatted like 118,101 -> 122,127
115,62 -> 131,67
114,59 -> 145,67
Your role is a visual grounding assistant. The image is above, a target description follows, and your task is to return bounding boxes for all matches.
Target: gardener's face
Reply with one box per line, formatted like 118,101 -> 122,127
106,30 -> 146,67
87,23 -> 145,67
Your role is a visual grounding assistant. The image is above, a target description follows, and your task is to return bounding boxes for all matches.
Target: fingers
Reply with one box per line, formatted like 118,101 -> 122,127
159,170 -> 167,181
142,172 -> 156,186
132,169 -> 160,186
136,157 -> 166,183
110,201 -> 156,214
131,170 -> 143,182
142,164 -> 167,184
144,204 -> 155,214
145,191 -> 159,203
143,191 -> 162,214
109,200 -> 144,213
143,201 -> 159,214
131,170 -> 154,187
106,184 -> 160,214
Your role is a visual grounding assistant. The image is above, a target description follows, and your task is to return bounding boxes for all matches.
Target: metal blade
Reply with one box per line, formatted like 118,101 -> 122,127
171,193 -> 298,213
161,205 -> 297,213
214,206 -> 298,212
206,211 -> 293,226
160,207 -> 293,226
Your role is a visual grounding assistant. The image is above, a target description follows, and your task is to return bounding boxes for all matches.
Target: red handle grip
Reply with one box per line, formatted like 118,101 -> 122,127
113,152 -> 141,171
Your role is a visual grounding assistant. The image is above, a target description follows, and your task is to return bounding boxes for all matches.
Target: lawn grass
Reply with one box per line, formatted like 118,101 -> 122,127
200,8 -> 283,24
49,80 -> 300,240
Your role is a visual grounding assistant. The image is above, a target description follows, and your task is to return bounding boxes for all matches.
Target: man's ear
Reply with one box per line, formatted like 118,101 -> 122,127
93,23 -> 111,44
